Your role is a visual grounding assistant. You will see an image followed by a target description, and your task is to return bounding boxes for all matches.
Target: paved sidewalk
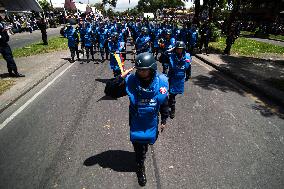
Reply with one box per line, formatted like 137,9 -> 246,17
248,37 -> 284,47
195,53 -> 284,106
0,50 -> 70,112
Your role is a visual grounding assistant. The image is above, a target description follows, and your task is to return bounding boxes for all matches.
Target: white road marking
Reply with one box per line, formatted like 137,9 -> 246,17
0,63 -> 75,130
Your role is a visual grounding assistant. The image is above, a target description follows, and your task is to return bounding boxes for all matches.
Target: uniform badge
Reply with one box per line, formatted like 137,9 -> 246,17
159,87 -> 167,94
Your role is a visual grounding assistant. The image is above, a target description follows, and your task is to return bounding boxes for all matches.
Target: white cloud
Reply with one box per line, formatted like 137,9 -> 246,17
50,0 -> 200,12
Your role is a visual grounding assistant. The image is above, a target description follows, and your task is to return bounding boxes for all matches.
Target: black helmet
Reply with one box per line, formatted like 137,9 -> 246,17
141,27 -> 148,33
111,32 -> 119,38
175,41 -> 186,49
135,52 -> 157,71
166,29 -> 172,35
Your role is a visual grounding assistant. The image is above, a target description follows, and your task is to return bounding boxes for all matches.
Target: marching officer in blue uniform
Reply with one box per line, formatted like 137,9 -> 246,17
134,27 -> 151,55
65,23 -> 80,62
188,24 -> 198,55
84,22 -> 94,63
0,23 -> 25,77
108,32 -> 124,77
168,41 -> 191,119
159,29 -> 176,74
105,52 -> 169,186
152,24 -> 162,59
96,23 -> 108,62
78,19 -> 86,57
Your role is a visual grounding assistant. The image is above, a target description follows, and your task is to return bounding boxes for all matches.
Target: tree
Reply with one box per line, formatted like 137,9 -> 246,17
92,2 -> 106,15
102,0 -> 118,8
193,0 -> 200,24
202,0 -> 226,21
223,0 -> 241,54
39,0 -> 52,12
137,0 -> 186,13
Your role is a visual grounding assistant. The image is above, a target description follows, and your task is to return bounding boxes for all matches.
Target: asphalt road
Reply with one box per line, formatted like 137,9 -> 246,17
0,49 -> 283,188
8,27 -> 62,50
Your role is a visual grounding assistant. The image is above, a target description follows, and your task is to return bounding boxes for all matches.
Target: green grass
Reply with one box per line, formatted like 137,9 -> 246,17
1,36 -> 68,59
269,34 -> 284,42
209,37 -> 284,57
0,79 -> 15,95
240,31 -> 254,36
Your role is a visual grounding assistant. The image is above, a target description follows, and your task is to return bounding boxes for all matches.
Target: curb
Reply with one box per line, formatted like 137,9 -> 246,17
195,54 -> 284,107
0,60 -> 69,114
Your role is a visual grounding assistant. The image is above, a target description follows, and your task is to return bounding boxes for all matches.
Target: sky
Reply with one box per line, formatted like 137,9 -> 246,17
50,0 -> 200,11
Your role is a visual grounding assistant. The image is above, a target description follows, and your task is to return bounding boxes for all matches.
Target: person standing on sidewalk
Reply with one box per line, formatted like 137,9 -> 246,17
38,18 -> 48,45
168,41 -> 191,119
224,22 -> 240,55
199,21 -> 211,54
0,23 -> 25,77
104,52 -> 169,186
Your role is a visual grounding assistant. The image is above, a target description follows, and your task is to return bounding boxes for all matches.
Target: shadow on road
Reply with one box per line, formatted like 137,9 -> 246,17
192,71 -> 245,95
84,150 -> 136,172
0,73 -> 11,79
250,102 -> 284,119
192,70 -> 284,119
95,78 -> 110,84
96,95 -> 117,102
61,57 -> 73,63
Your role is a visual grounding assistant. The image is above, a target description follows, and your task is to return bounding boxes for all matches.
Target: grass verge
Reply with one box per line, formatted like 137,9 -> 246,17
0,36 -> 68,59
209,37 -> 284,57
0,79 -> 15,95
269,34 -> 284,42
12,36 -> 68,58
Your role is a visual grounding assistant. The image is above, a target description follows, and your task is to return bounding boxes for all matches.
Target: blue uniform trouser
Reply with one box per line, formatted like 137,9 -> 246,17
133,142 -> 148,165
85,46 -> 94,60
69,46 -> 79,60
169,93 -> 177,109
0,45 -> 17,72
99,45 -> 105,59
159,53 -> 169,74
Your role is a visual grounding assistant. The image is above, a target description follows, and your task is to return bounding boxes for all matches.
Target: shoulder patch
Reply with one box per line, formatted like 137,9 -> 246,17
159,87 -> 167,94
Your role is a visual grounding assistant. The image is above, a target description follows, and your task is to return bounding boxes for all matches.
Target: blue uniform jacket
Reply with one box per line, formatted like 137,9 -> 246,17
168,52 -> 191,94
125,73 -> 168,144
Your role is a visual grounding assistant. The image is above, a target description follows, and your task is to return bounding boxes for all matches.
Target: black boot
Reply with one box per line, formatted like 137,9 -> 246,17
9,68 -> 25,77
169,106 -> 175,119
137,163 -> 147,186
8,68 -> 14,77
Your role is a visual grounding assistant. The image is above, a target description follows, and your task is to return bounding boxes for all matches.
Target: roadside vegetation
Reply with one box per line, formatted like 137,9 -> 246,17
0,79 -> 15,95
12,36 -> 68,58
209,36 -> 284,57
0,36 -> 68,59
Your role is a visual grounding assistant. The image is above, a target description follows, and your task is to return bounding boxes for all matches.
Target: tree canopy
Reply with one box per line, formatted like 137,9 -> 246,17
137,0 -> 186,13
38,0 -> 52,11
